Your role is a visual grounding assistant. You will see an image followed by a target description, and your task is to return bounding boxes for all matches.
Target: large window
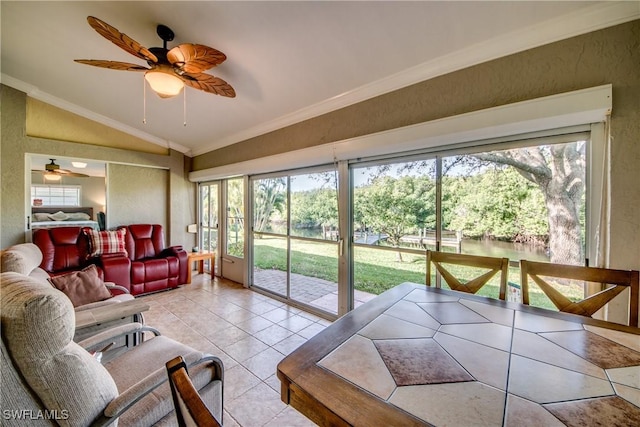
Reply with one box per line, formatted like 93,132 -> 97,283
246,131 -> 591,317
31,185 -> 81,206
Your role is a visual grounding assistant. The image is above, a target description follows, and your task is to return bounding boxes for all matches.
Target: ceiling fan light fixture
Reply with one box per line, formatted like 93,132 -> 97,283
44,173 -> 62,181
144,67 -> 184,98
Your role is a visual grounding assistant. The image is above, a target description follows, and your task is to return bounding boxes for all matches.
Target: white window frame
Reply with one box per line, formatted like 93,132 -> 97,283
31,184 -> 81,207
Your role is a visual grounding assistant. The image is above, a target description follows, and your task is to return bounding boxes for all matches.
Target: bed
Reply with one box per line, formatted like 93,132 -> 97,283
31,207 -> 100,230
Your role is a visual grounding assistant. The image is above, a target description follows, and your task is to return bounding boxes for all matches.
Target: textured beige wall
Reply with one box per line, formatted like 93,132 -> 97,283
26,99 -> 168,155
1,85 -> 195,248
193,20 -> 639,274
107,164 -> 168,228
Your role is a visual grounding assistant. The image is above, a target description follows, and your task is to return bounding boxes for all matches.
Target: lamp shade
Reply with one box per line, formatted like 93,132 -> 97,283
145,67 -> 184,98
44,173 -> 61,181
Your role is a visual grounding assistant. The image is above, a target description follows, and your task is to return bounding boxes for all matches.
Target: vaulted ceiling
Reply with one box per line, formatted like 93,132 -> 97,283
2,1 -> 637,157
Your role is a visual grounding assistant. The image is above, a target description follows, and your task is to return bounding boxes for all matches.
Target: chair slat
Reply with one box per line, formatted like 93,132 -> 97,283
521,260 -> 639,327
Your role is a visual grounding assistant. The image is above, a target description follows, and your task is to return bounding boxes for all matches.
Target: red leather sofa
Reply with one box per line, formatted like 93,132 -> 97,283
32,227 -> 130,286
32,224 -> 187,296
118,224 -> 188,295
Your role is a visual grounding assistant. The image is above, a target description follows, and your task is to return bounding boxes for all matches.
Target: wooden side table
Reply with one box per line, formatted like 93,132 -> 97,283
186,250 -> 216,284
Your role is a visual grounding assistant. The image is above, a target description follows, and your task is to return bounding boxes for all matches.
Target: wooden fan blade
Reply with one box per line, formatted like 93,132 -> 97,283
167,44 -> 226,73
182,73 -> 236,97
87,16 -> 158,63
74,59 -> 149,71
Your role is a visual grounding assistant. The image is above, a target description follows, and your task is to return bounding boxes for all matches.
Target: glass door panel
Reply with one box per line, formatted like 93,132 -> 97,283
222,178 -> 245,283
352,160 -> 436,299
441,140 -> 586,305
253,233 -> 288,297
251,170 -> 340,316
199,182 -> 219,275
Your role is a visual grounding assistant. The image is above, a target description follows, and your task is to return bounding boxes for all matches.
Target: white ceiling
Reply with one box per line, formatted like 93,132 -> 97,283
2,1 -> 638,157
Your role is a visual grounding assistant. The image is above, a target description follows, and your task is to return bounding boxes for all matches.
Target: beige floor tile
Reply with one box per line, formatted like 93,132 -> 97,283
226,383 -> 287,427
225,336 -> 270,362
207,324 -> 252,348
272,334 -> 307,355
263,405 -> 317,427
236,315 -> 275,334
261,306 -> 297,323
264,373 -> 282,393
242,347 -> 286,380
297,322 -> 327,339
252,324 -> 295,346
224,364 -> 262,402
277,314 -> 315,332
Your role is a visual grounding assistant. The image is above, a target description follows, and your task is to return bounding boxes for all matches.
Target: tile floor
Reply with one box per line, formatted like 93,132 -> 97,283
138,274 -> 325,427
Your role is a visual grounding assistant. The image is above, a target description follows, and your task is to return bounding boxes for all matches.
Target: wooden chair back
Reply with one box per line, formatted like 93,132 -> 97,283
426,250 -> 509,300
520,260 -> 639,327
166,356 -> 222,427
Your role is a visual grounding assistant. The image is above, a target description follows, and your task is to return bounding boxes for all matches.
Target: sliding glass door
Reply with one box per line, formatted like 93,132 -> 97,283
251,169 -> 340,315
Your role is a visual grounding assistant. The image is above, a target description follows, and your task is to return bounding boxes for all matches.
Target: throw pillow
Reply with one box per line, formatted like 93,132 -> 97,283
48,211 -> 70,221
48,265 -> 112,307
86,228 -> 127,257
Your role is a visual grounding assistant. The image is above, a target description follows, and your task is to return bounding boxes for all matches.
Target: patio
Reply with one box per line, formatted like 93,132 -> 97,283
252,268 -> 377,314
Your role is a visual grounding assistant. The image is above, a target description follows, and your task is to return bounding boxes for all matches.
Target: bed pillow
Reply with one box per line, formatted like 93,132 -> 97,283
48,211 -> 69,221
32,213 -> 50,222
86,228 -> 127,257
66,212 -> 91,221
48,265 -> 112,307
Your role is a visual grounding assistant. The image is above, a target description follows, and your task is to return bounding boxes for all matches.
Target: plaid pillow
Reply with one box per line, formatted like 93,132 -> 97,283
86,229 -> 127,257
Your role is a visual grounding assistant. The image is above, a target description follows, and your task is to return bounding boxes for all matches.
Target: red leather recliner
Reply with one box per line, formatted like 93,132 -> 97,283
32,227 -> 131,288
119,224 -> 188,295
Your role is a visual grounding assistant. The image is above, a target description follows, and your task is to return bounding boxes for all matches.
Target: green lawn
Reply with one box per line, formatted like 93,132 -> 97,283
253,236 -> 582,310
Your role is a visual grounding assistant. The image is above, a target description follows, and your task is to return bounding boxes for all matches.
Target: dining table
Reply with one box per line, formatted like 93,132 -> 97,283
277,282 -> 640,426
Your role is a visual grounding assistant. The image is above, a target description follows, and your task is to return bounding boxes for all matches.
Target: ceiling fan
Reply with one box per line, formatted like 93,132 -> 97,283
33,159 -> 90,179
75,16 -> 235,99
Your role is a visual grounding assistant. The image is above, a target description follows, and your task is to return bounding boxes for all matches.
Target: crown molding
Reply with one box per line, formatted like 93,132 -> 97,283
191,1 -> 638,156
0,74 -> 192,155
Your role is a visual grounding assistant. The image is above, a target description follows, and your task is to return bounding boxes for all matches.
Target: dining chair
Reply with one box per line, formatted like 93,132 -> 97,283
426,250 -> 510,300
520,260 -> 639,327
166,355 -> 223,427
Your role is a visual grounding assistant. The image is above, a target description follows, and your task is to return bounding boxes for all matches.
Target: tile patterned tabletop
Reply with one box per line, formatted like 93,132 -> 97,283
278,283 -> 640,426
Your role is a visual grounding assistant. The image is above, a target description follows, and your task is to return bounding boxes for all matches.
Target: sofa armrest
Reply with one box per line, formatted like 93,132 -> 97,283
79,324 -> 160,352
105,283 -> 130,295
98,255 -> 132,290
100,351 -> 204,420
161,245 -> 189,285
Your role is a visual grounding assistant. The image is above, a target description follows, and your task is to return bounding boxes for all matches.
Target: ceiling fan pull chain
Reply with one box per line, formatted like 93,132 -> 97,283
183,89 -> 187,127
143,77 -> 147,124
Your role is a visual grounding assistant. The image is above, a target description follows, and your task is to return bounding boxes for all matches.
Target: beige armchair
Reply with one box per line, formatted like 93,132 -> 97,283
1,243 -> 141,343
0,272 -> 223,426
